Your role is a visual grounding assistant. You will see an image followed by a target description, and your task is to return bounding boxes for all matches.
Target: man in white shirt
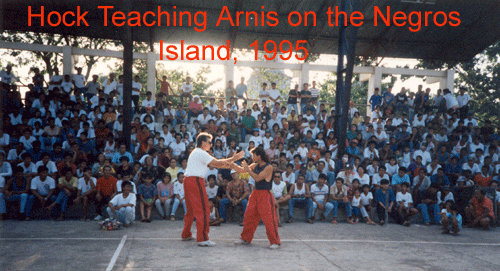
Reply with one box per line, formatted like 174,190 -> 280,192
309,175 -> 334,223
268,82 -> 282,108
25,166 -> 56,220
48,67 -> 63,92
464,113 -> 478,127
72,67 -> 86,94
0,65 -> 20,91
107,181 -> 136,226
102,73 -> 117,96
443,88 -> 458,112
413,144 -> 432,166
169,133 -> 186,158
236,77 -> 248,102
259,82 -> 270,105
180,76 -> 193,106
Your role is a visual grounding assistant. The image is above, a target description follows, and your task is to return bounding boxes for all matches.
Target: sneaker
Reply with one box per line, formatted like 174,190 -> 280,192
269,244 -> 281,250
94,215 -> 103,221
286,218 -> 293,223
197,240 -> 216,247
182,237 -> 195,241
306,219 -> 314,224
234,239 -> 250,245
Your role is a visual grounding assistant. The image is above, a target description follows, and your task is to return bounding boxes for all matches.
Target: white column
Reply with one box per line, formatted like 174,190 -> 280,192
299,63 -> 310,87
62,46 -> 73,76
367,66 -> 382,116
147,51 -> 156,101
225,62 -> 235,100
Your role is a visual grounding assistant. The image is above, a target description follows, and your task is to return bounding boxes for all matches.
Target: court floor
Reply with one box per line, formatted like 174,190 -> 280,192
1,219 -> 499,270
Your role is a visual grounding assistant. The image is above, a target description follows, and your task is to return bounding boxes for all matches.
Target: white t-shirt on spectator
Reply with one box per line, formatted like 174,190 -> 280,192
457,93 -> 471,108
174,181 -> 185,198
310,183 -> 329,202
109,193 -> 137,213
372,173 -> 389,187
360,192 -> 373,206
282,172 -> 296,185
35,161 -> 58,174
169,141 -> 186,157
182,83 -> 193,94
272,181 -> 286,198
77,177 -> 97,194
132,82 -> 141,96
396,192 -> 413,207
30,176 -> 56,196
72,74 -> 85,88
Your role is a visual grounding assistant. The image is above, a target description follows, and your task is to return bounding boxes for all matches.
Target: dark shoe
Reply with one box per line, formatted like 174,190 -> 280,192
379,220 -> 385,226
146,219 -> 152,223
441,229 -> 450,234
306,219 -> 314,224
141,219 -> 147,223
286,218 -> 293,223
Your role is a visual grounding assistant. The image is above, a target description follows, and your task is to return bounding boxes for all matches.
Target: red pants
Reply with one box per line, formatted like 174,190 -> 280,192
182,176 -> 210,242
240,190 -> 281,245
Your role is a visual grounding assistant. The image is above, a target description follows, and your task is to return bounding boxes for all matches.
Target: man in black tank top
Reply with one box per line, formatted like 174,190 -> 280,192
231,147 -> 281,250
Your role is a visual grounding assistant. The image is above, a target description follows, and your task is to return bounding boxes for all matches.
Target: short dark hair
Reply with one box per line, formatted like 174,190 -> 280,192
121,181 -> 132,189
196,132 -> 213,147
380,179 -> 390,185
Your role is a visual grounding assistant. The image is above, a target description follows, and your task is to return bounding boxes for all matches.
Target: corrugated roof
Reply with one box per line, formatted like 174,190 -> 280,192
2,0 -> 500,61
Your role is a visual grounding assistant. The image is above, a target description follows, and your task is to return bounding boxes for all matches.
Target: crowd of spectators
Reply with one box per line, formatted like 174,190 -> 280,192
0,66 -> 499,235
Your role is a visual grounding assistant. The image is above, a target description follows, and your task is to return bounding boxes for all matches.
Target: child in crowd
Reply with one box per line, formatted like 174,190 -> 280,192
155,173 -> 174,219
208,198 -> 224,226
396,182 -> 419,226
138,174 -> 157,222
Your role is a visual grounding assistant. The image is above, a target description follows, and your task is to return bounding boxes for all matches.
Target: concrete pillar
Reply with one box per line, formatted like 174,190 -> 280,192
62,46 -> 73,76
147,51 -> 156,101
440,69 -> 455,93
224,62 -> 235,100
367,66 -> 382,116
299,63 -> 310,87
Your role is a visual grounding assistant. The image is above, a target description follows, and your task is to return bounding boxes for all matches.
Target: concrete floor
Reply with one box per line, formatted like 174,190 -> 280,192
1,219 -> 499,271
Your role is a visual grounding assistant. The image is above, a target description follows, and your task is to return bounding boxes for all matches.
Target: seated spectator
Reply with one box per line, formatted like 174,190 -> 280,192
417,183 -> 441,226
430,168 -> 451,187
0,166 -> 29,220
138,174 -> 157,223
474,166 -> 492,187
0,152 -> 13,178
391,167 -> 410,190
170,172 -> 186,220
395,183 -> 419,226
95,165 -> 117,221
25,166 -> 57,221
437,185 -> 455,209
440,202 -> 462,236
107,181 -> 136,227
155,173 -> 174,220
46,167 -> 78,221
208,198 -> 224,226
219,170 -> 249,224
271,171 -> 290,226
309,175 -> 333,224
375,179 -> 395,226
465,189 -> 495,230
73,167 -> 97,221
329,177 -> 353,224
359,184 -> 376,225
287,174 -> 312,223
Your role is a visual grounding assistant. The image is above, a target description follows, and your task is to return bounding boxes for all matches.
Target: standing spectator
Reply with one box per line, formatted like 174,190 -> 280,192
369,88 -> 382,112
94,165 -> 117,221
107,181 -> 136,227
235,77 -> 248,103
180,77 -> 193,106
443,88 -> 458,112
268,82 -> 282,108
287,84 -> 299,116
309,81 -> 320,108
72,67 -> 86,95
383,87 -> 395,108
299,83 -> 311,115
456,87 -> 472,120
225,80 -> 237,101
375,179 -> 395,226
156,71 -> 174,99
131,75 -> 142,111
48,67 -> 63,94
259,82 -> 270,106
102,73 -> 116,96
